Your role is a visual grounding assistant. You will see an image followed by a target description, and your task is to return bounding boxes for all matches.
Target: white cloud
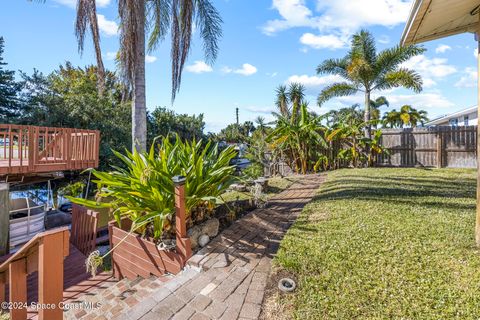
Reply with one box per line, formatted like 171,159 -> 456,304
185,61 -> 213,73
222,63 -> 258,76
378,35 -> 390,44
300,33 -> 346,49
287,74 -> 344,95
263,0 -> 411,35
455,67 -> 477,88
401,55 -> 456,88
54,0 -> 111,8
97,14 -> 118,36
474,48 -> 478,58
145,55 -> 157,63
245,106 -> 276,114
386,93 -> 454,109
435,44 -> 451,54
331,91 -> 454,110
105,51 -> 117,60
263,0 -> 412,53
96,0 -> 112,7
288,74 -> 342,87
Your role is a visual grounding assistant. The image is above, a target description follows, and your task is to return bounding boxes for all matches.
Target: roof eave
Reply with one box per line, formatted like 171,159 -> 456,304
401,0 -> 424,46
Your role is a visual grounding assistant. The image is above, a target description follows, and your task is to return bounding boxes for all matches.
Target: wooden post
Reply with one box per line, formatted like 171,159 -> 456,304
0,273 -> 5,304
9,258 -> 27,320
0,183 -> 9,257
173,176 -> 192,262
38,231 -> 66,320
476,14 -> 480,246
436,129 -> 443,168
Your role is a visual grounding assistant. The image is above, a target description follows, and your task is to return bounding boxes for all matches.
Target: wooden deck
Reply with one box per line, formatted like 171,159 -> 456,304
0,125 -> 100,176
1,244 -> 115,320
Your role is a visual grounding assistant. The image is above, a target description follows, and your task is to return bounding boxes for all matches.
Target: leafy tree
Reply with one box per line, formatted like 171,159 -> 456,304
382,105 -> 428,128
216,121 -> 255,143
325,104 -> 364,127
18,63 -> 131,169
148,107 -> 205,143
0,37 -> 21,122
317,30 -> 424,138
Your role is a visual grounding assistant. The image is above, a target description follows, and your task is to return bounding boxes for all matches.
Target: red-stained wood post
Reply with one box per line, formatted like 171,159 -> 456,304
0,273 -> 5,304
173,176 -> 192,262
38,231 -> 66,320
9,258 -> 27,320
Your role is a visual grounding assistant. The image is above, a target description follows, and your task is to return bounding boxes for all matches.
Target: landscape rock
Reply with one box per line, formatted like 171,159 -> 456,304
187,218 -> 220,249
187,225 -> 202,249
230,183 -> 247,192
202,218 -> 219,237
198,234 -> 210,247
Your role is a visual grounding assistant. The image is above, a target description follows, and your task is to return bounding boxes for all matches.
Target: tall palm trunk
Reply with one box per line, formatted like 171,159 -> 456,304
364,90 -> 371,139
132,0 -> 147,152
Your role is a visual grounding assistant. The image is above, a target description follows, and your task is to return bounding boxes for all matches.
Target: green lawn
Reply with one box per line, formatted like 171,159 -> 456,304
268,168 -> 480,319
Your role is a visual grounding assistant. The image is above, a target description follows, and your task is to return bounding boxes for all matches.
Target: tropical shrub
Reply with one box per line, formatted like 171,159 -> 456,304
268,103 -> 328,174
71,135 -> 237,241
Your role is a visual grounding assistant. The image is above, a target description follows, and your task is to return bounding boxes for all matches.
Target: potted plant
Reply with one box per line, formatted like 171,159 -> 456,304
71,135 -> 237,279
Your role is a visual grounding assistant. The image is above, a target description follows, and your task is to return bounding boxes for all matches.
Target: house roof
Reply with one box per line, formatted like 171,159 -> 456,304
425,106 -> 477,125
401,0 -> 479,45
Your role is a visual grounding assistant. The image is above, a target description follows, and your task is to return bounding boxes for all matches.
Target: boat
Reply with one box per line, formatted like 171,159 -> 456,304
9,197 -> 46,250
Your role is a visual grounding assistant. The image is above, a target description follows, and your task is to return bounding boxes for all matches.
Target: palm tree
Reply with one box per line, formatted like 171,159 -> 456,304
382,105 -> 428,128
254,116 -> 268,137
317,30 -> 424,139
370,96 -> 389,124
70,0 -> 222,151
274,82 -> 306,123
275,85 -> 290,117
75,0 -> 105,93
288,83 -> 306,124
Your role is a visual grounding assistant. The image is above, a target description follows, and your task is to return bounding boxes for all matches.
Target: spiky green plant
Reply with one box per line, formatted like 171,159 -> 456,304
70,135 -> 236,240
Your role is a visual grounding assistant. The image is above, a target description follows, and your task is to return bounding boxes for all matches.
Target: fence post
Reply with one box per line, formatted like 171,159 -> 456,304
0,183 -> 9,257
38,230 -> 67,320
9,258 -> 27,320
173,176 -> 192,262
436,129 -> 443,168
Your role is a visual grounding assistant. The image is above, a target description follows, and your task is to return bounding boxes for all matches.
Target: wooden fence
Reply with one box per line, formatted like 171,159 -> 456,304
376,126 -> 477,168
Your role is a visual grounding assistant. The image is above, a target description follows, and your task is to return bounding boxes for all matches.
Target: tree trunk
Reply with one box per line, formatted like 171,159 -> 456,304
364,91 -> 371,139
132,0 -> 147,152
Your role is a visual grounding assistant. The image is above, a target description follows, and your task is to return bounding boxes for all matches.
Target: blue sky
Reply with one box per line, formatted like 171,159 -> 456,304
0,0 -> 478,132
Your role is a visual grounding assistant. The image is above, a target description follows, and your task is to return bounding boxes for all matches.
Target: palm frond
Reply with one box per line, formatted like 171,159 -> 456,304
75,0 -> 106,93
374,44 -> 425,77
375,68 -> 423,93
316,58 -> 350,79
317,82 -> 359,106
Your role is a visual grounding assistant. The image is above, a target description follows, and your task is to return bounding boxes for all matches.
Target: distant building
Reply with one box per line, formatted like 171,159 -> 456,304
425,106 -> 477,127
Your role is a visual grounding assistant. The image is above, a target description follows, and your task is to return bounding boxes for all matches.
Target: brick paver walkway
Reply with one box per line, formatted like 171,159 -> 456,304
116,174 -> 325,320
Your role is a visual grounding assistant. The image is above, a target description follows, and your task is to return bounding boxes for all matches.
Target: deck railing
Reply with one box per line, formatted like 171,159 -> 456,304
0,125 -> 100,175
0,227 -> 69,320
